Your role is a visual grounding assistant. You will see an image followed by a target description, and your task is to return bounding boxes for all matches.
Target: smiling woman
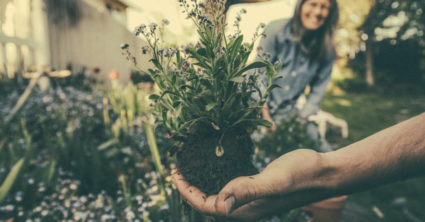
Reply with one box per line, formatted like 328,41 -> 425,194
258,0 -> 339,153
300,0 -> 330,30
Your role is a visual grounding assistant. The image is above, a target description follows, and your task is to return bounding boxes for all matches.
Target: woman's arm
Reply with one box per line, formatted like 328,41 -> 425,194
172,112 -> 425,221
299,60 -> 333,118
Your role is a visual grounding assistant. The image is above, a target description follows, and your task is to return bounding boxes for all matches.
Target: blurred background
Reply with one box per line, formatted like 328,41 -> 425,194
0,0 -> 424,221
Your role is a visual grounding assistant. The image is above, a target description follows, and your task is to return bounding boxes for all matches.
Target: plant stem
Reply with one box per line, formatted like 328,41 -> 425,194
143,116 -> 182,220
144,117 -> 163,177
4,73 -> 42,125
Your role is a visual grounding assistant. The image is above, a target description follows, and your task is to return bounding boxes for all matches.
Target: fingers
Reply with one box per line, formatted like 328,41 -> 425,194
171,169 -> 217,215
215,175 -> 262,216
171,169 -> 270,219
271,121 -> 277,131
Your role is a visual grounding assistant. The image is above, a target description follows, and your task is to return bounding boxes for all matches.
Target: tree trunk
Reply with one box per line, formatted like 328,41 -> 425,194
365,41 -> 375,86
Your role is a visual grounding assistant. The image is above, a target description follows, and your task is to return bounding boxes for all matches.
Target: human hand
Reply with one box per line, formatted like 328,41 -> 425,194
262,103 -> 276,132
172,149 -> 325,221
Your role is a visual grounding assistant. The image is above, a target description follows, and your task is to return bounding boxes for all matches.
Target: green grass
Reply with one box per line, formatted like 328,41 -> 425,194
321,87 -> 425,222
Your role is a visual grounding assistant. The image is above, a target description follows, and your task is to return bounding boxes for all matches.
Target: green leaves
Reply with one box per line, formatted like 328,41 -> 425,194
0,158 -> 24,204
229,35 -> 244,61
235,61 -> 268,77
206,102 -> 217,111
134,2 -> 278,140
230,76 -> 244,83
149,94 -> 160,101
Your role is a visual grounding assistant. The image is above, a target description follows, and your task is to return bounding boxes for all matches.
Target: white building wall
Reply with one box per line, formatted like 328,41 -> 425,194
0,0 -> 150,84
47,0 -> 151,84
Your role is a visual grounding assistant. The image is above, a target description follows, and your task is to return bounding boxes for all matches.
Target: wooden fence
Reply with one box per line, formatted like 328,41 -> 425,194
0,0 -> 49,77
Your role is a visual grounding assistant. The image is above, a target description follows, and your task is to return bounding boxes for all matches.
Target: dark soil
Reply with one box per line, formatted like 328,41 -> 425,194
176,123 -> 258,195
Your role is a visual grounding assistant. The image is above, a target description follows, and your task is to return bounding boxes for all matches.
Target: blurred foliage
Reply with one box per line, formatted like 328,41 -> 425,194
0,74 -> 28,95
255,114 -> 317,165
361,0 -> 425,43
130,71 -> 154,85
0,71 -> 181,221
337,0 -> 425,57
337,0 -> 425,86
336,0 -> 372,57
347,39 -> 424,85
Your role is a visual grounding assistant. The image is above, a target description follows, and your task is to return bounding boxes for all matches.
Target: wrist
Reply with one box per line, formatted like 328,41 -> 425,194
319,148 -> 362,196
286,150 -> 344,198
284,150 -> 328,192
317,151 -> 344,191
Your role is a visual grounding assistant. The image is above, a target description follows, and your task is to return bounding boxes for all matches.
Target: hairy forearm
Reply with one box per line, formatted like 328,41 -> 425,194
320,112 -> 425,195
266,112 -> 425,214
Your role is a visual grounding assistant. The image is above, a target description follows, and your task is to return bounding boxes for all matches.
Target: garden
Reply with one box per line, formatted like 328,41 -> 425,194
1,0 -> 425,221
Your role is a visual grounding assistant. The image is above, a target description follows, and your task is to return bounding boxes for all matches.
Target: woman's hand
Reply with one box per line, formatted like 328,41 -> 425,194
261,103 -> 276,132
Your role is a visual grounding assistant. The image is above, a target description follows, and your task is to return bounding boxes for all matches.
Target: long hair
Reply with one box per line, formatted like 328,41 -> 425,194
289,0 -> 339,61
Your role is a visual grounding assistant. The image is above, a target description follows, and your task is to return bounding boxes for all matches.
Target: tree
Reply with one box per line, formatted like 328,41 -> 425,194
362,0 -> 425,86
338,0 -> 425,86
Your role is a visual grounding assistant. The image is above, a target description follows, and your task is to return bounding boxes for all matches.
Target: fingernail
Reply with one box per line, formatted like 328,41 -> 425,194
224,196 -> 235,215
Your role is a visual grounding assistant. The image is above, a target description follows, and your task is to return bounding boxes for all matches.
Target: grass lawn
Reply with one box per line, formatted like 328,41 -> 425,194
321,86 -> 425,222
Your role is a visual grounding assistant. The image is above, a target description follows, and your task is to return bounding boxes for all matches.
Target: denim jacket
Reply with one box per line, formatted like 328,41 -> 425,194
258,18 -> 334,121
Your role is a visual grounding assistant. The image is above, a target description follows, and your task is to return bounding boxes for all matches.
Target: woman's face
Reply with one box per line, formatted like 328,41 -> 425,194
300,0 -> 331,31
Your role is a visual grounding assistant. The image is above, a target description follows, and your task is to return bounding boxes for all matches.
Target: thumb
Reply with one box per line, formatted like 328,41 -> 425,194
215,175 -> 262,216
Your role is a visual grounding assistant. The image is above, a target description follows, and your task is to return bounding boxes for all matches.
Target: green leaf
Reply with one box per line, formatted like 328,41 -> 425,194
197,48 -> 208,57
231,107 -> 259,127
215,33 -> 222,47
235,61 -> 267,77
160,90 -> 179,99
211,122 -> 220,130
0,158 -> 25,204
174,106 -> 182,117
266,84 -> 281,95
172,101 -> 182,108
162,110 -> 168,122
148,69 -> 158,77
222,94 -> 236,112
149,94 -> 160,101
0,138 -> 6,153
230,76 -> 244,83
150,58 -> 163,71
194,62 -> 211,71
155,79 -> 166,90
180,117 -> 207,131
244,118 -> 273,127
43,160 -> 56,185
206,102 -> 217,111
187,47 -> 205,63
172,73 -> 177,85
176,50 -> 182,69
230,35 -> 243,57
98,138 -> 119,151
266,63 -> 276,85
200,79 -> 213,89
179,85 -> 195,91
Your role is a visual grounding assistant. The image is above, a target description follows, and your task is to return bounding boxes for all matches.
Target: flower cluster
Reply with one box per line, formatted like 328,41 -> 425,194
178,0 -> 227,28
0,175 -> 171,221
252,22 -> 267,42
233,8 -> 247,36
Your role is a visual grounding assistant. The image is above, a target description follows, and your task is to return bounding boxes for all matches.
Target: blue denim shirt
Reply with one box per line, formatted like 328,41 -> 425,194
258,19 -> 334,122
